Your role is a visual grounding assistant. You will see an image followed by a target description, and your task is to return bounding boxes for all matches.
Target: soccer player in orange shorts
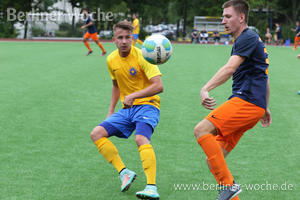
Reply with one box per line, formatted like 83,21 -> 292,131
291,21 -> 300,50
193,1 -> 272,200
81,8 -> 106,56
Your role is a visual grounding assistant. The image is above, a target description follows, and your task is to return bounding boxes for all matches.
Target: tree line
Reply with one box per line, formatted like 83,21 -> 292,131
0,0 -> 299,40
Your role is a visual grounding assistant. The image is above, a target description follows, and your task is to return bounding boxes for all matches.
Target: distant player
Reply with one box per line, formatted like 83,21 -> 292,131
90,20 -> 162,200
275,23 -> 283,45
213,29 -> 221,44
193,1 -> 271,200
265,27 -> 272,44
132,13 -> 144,46
81,8 -> 106,56
291,21 -> 300,50
191,27 -> 200,43
200,28 -> 209,44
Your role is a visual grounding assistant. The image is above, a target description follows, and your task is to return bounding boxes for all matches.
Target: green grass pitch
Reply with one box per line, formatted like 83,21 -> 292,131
0,41 -> 299,200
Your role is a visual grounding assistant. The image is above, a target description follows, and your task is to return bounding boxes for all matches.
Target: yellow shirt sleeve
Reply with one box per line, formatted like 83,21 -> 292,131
106,57 -> 116,80
138,52 -> 162,79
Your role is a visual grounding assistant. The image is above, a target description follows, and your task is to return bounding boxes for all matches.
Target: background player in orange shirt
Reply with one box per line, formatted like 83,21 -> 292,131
81,8 -> 106,56
89,20 -> 163,200
291,21 -> 300,50
193,1 -> 271,199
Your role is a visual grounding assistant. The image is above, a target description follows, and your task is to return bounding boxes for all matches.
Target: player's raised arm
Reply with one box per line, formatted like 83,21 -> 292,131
81,21 -> 93,29
201,55 -> 245,110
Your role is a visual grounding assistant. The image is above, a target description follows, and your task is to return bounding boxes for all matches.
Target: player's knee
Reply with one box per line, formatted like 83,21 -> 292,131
194,120 -> 216,139
194,123 -> 205,139
90,126 -> 107,142
90,127 -> 99,141
135,135 -> 150,147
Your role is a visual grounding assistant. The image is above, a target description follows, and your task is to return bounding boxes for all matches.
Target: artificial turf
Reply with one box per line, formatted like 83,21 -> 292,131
0,41 -> 299,199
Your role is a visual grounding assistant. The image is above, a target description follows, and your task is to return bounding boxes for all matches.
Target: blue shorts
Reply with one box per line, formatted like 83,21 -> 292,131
99,105 -> 160,140
133,34 -> 139,40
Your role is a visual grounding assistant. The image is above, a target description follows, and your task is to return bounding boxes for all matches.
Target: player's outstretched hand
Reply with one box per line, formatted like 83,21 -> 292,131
260,108 -> 272,127
123,95 -> 134,108
80,25 -> 85,30
200,89 -> 216,110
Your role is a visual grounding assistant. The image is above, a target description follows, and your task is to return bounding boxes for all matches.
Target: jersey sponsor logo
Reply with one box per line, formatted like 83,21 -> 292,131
129,67 -> 137,75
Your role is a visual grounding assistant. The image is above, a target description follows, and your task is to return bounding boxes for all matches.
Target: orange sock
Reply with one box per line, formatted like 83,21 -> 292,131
294,37 -> 297,49
232,196 -> 240,200
97,41 -> 106,53
84,41 -> 92,52
197,134 -> 234,186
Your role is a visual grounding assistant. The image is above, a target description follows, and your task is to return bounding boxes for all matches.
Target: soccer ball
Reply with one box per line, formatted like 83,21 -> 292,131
142,34 -> 172,65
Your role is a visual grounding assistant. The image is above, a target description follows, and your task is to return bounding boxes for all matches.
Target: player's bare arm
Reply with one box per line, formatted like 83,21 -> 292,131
261,79 -> 271,127
201,55 -> 245,110
107,80 -> 120,117
123,75 -> 163,108
81,22 -> 93,29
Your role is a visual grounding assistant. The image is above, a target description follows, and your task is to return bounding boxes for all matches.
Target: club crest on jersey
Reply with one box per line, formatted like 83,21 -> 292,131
129,67 -> 137,75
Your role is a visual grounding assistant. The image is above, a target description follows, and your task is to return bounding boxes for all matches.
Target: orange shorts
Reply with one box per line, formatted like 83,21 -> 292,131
205,97 -> 265,152
295,36 -> 300,43
84,32 -> 99,41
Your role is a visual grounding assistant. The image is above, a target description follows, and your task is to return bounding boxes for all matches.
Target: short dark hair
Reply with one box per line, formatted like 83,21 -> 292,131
222,0 -> 250,23
113,20 -> 134,33
82,8 -> 89,13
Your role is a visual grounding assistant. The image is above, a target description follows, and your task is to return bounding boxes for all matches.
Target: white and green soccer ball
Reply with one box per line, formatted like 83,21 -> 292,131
142,34 -> 172,65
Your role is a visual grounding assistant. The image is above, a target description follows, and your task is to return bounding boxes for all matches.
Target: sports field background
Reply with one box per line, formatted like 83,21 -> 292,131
0,41 -> 299,200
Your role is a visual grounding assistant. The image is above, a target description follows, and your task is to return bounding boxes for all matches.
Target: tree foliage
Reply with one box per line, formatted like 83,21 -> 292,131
0,0 -> 299,39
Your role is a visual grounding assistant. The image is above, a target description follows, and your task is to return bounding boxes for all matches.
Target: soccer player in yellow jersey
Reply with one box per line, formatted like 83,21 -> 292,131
90,20 -> 163,200
132,13 -> 144,46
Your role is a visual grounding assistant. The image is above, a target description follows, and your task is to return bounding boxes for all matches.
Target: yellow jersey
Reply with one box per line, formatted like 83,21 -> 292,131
132,18 -> 140,34
107,46 -> 162,109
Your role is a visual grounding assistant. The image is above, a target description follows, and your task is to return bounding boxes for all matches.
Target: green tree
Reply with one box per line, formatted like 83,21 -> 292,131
68,0 -> 84,30
0,0 -> 33,38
